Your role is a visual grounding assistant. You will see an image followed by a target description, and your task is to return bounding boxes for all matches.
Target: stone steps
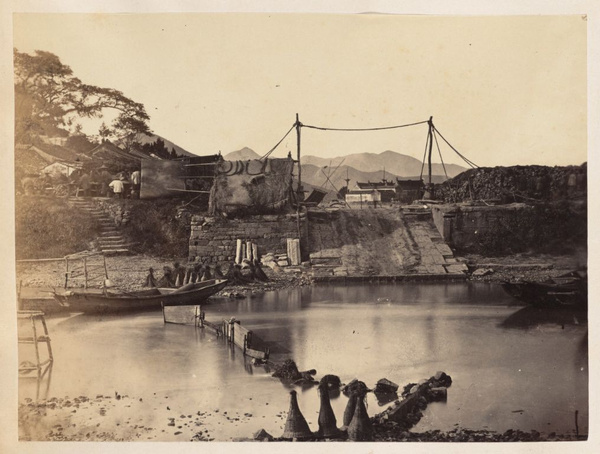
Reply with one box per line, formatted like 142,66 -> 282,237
402,209 -> 467,276
68,197 -> 131,256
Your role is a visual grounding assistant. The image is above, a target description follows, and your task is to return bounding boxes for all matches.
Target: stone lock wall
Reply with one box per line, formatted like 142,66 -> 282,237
188,213 -> 307,263
431,203 -> 534,253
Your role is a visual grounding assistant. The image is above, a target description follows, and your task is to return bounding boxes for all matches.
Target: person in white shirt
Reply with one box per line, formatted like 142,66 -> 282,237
109,178 -> 125,198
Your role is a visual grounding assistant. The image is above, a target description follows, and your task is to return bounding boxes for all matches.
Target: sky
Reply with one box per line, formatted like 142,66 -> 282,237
12,13 -> 588,167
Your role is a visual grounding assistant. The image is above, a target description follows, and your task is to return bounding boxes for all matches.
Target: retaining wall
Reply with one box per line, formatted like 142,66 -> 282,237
431,203 -> 532,248
188,212 -> 307,263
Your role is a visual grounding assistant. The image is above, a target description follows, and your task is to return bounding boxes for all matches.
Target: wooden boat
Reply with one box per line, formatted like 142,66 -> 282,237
53,279 -> 228,314
501,270 -> 587,308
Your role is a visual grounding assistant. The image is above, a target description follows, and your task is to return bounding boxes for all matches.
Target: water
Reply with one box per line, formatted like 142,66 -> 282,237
19,282 -> 588,440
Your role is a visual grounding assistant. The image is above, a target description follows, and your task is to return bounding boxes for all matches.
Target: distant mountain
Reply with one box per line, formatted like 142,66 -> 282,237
300,163 -> 447,197
224,147 -> 262,161
303,150 -> 466,179
119,133 -> 197,157
220,147 -> 463,198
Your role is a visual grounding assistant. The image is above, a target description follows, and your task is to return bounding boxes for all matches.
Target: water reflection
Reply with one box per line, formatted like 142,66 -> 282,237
500,306 -> 588,329
19,363 -> 53,402
19,282 -> 589,438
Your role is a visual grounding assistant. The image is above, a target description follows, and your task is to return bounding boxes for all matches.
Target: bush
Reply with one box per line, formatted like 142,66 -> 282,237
15,196 -> 100,259
121,199 -> 190,257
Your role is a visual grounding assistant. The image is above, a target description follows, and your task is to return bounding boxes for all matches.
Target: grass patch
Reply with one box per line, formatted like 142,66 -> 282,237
15,196 -> 100,259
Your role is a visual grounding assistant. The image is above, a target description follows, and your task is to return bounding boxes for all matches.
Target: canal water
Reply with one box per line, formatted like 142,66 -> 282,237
19,282 -> 588,441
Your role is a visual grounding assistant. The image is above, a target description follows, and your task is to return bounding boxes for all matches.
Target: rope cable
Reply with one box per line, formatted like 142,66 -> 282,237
433,129 -> 449,181
259,124 -> 296,161
433,126 -> 478,168
419,132 -> 430,181
302,120 -> 429,132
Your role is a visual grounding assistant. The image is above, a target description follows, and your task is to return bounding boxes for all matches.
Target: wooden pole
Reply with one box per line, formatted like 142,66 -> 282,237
103,256 -> 109,279
83,257 -> 88,289
64,258 -> 69,289
31,316 -> 41,380
427,116 -> 433,186
296,113 -> 302,199
295,114 -> 304,260
235,239 -> 243,264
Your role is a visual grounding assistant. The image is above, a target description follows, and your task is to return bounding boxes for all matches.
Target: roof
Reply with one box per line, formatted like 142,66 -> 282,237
90,141 -> 142,164
43,161 -> 83,170
16,142 -> 82,164
15,145 -> 50,175
346,189 -> 380,195
356,181 -> 396,190
127,148 -> 152,159
33,142 -> 82,162
396,179 -> 424,189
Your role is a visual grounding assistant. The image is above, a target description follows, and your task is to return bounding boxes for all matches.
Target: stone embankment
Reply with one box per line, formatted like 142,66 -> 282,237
188,214 -> 305,264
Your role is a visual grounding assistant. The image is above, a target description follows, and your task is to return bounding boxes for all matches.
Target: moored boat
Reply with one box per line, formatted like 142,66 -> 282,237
53,279 -> 228,314
501,270 -> 587,308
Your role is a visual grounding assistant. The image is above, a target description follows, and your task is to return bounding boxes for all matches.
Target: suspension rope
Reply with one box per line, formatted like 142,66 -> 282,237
302,119 -> 429,132
259,124 -> 296,161
433,126 -> 478,169
433,129 -> 449,181
419,131 -> 430,181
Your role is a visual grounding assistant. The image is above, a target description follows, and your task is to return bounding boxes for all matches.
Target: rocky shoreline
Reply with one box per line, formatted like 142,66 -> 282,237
18,393 -> 583,442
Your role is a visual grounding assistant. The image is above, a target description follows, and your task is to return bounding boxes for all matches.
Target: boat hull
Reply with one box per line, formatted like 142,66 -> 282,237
53,279 -> 228,314
501,280 -> 586,309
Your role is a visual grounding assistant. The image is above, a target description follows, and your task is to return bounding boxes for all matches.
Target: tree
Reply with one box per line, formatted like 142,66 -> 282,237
14,49 -> 151,144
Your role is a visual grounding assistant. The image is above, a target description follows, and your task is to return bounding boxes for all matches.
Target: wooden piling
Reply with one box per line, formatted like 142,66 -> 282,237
235,239 -> 243,264
246,241 -> 253,261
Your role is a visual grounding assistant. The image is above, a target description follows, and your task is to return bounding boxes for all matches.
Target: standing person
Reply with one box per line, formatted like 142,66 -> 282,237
109,177 -> 125,198
131,169 -> 141,199
99,165 -> 112,197
78,172 -> 91,197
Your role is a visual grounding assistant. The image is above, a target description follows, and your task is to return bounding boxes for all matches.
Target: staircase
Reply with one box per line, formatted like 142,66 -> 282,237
68,197 -> 131,255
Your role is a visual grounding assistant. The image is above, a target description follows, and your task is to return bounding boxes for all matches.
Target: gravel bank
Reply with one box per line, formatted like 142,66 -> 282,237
19,395 -> 583,442
16,254 -> 308,297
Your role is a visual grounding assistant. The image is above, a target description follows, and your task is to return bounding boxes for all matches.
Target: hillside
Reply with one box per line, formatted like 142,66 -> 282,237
122,133 -> 197,157
303,150 -> 466,178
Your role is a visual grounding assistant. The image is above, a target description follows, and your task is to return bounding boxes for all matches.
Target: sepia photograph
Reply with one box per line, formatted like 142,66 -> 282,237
2,2 -> 598,453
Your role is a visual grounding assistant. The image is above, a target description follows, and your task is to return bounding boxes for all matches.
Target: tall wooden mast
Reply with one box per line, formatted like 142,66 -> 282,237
427,116 -> 434,185
296,113 -> 303,201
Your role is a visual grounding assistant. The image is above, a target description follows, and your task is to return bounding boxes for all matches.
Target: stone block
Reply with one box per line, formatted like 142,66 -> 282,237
435,244 -> 454,256
445,263 -> 469,273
